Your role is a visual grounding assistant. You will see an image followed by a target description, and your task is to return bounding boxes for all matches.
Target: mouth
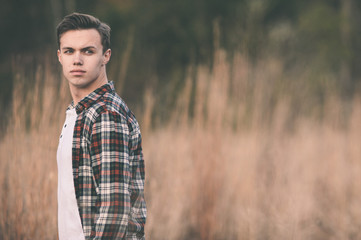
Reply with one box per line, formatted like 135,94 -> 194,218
70,70 -> 86,75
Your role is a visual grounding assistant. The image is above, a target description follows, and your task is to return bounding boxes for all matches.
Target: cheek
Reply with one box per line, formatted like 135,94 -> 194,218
59,57 -> 68,66
93,58 -> 105,68
60,60 -> 71,73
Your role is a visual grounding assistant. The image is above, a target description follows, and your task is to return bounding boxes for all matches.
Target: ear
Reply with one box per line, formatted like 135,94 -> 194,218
57,50 -> 62,64
103,49 -> 111,65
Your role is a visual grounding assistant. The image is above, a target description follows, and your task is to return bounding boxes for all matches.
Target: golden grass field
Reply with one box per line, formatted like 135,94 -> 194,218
1,50 -> 361,239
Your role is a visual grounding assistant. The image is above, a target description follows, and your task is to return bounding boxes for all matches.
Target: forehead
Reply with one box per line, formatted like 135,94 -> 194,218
59,29 -> 101,48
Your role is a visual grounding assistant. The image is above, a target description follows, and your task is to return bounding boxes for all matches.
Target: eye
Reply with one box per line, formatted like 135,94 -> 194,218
64,49 -> 73,54
85,49 -> 94,55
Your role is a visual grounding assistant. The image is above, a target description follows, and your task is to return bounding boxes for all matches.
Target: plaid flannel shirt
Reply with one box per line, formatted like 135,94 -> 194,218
70,81 -> 146,239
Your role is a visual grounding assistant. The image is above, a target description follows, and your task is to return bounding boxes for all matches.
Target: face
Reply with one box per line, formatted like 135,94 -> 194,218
57,29 -> 111,92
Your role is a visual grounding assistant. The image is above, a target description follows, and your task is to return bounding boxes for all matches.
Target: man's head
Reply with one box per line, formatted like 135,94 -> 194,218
57,13 -> 112,102
57,12 -> 111,53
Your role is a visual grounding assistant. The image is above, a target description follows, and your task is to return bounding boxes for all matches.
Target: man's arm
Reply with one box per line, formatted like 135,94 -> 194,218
126,128 -> 146,239
90,111 -> 132,239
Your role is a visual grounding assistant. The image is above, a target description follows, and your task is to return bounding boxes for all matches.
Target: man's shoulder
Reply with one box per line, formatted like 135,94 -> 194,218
84,91 -> 139,129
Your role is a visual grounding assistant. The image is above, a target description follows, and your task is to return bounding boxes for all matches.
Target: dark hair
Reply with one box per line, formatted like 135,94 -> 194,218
56,12 -> 111,53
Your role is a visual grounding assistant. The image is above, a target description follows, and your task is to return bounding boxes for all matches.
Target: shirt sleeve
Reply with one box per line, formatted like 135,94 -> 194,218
125,126 -> 147,239
90,110 -> 144,239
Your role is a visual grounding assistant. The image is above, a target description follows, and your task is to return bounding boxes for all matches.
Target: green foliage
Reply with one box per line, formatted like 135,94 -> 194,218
297,2 -> 342,71
1,0 -> 361,117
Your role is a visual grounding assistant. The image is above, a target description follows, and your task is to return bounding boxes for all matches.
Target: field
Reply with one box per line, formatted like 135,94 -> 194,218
1,50 -> 361,240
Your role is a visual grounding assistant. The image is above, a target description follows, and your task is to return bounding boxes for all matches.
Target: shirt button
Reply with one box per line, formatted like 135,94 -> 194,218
64,124 -> 67,128
60,135 -> 63,138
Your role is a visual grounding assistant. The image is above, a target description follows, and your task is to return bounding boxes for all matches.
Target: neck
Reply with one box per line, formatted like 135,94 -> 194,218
70,74 -> 108,106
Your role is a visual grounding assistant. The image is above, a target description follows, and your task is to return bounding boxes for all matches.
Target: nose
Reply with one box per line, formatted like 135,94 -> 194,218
73,52 -> 83,65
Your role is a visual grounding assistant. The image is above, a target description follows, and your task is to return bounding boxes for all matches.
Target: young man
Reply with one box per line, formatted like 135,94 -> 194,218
56,13 -> 146,239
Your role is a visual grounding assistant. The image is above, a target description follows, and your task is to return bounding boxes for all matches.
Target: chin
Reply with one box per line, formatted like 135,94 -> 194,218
69,79 -> 91,88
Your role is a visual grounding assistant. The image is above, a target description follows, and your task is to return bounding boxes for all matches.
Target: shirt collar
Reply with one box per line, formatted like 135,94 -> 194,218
67,81 -> 115,115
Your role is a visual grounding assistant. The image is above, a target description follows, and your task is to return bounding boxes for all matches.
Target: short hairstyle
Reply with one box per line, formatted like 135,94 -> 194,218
56,12 -> 111,53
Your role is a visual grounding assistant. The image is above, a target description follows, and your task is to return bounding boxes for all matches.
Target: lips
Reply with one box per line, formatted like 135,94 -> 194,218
70,69 -> 86,75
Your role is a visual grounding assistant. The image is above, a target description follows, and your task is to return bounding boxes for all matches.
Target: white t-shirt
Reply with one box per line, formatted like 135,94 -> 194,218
57,107 -> 85,240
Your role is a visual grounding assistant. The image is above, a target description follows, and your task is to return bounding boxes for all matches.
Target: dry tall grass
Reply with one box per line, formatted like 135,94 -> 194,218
1,49 -> 361,240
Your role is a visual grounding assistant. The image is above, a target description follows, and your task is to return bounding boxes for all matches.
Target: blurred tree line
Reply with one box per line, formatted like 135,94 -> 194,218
1,0 -> 360,128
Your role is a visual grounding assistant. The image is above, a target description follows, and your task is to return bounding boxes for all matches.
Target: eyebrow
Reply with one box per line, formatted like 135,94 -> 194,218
81,46 -> 97,51
61,46 -> 97,51
61,47 -> 73,51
